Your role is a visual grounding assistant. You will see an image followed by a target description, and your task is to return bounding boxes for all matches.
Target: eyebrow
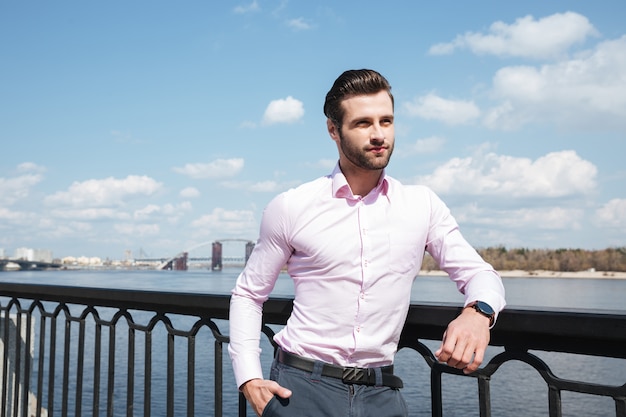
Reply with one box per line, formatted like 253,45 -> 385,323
348,114 -> 394,124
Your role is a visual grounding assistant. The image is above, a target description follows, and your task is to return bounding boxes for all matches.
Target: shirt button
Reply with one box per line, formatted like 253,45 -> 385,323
360,292 -> 365,299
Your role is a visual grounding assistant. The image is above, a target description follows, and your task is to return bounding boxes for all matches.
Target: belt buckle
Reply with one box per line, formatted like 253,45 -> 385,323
341,367 -> 371,385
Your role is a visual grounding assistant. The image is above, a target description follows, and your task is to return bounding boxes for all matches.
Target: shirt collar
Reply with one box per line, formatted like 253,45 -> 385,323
330,162 -> 389,200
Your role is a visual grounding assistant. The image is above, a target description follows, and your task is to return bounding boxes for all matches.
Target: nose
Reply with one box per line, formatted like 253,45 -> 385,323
370,122 -> 385,141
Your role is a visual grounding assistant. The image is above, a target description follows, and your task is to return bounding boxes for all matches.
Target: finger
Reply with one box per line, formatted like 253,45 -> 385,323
457,344 -> 476,369
464,346 -> 486,374
446,338 -> 468,368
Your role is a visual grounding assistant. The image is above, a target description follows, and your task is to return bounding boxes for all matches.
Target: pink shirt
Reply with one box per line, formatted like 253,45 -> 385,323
229,165 -> 506,388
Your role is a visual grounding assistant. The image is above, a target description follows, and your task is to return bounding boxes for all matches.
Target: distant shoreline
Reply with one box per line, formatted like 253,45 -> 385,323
420,269 -> 626,279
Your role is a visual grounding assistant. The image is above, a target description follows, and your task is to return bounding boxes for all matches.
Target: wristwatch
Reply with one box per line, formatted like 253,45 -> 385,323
468,301 -> 495,326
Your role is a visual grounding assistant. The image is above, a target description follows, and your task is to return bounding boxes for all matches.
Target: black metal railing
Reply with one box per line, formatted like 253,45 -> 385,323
1,282 -> 625,417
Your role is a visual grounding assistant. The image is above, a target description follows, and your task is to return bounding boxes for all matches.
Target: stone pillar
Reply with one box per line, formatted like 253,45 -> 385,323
245,241 -> 255,265
174,252 -> 188,270
0,315 -> 47,416
211,242 -> 223,271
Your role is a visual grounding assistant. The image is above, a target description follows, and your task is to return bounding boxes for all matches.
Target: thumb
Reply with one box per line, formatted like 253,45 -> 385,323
434,331 -> 447,358
270,381 -> 292,399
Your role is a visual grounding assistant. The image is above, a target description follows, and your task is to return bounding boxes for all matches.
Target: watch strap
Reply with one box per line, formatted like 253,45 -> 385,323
468,301 -> 495,326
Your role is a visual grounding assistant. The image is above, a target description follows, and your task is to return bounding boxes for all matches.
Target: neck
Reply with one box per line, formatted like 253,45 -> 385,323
339,162 -> 383,197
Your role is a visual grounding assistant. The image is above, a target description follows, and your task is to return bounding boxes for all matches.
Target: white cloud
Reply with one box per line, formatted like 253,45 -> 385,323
262,96 -> 305,125
248,180 -> 282,192
0,207 -> 28,221
50,208 -> 131,220
114,223 -> 160,236
191,207 -> 257,238
162,201 -> 192,215
220,179 -> 301,193
305,159 -> 336,170
417,150 -> 597,198
0,173 -> 43,205
484,35 -> 626,130
408,136 -> 446,154
234,0 -> 259,14
38,221 -> 94,240
17,162 -> 46,173
179,187 -> 200,198
404,93 -> 480,125
133,204 -> 161,220
130,202 -> 192,224
429,12 -> 598,60
595,199 -> 626,230
44,175 -> 162,207
172,158 -> 244,179
287,18 -> 313,31
456,204 -> 584,231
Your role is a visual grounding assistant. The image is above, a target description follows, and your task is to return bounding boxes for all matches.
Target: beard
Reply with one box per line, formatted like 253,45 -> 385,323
338,133 -> 394,171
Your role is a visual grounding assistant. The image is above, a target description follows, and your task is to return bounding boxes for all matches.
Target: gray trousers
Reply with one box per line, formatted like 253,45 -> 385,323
262,357 -> 408,417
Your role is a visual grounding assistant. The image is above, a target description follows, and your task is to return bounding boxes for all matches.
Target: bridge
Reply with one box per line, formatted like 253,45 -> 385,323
0,259 -> 63,271
136,239 -> 256,271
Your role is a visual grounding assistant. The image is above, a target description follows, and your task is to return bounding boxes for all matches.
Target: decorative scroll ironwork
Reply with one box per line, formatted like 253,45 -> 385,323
1,282 -> 625,417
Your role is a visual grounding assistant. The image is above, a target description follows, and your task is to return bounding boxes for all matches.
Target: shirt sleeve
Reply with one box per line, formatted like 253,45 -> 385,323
424,188 -> 506,320
228,192 -> 294,389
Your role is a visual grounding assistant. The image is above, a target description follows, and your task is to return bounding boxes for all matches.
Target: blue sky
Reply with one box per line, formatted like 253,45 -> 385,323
1,1 -> 625,261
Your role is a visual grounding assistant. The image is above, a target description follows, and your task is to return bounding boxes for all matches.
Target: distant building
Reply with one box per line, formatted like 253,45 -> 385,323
14,247 -> 53,263
0,248 -> 5,259
14,247 -> 33,260
62,256 -> 103,267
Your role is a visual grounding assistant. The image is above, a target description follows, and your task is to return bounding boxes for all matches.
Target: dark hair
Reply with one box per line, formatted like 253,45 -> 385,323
323,69 -> 394,128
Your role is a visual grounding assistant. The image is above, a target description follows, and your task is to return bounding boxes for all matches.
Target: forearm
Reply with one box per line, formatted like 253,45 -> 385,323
462,270 -> 506,312
228,292 -> 265,388
427,224 -> 506,320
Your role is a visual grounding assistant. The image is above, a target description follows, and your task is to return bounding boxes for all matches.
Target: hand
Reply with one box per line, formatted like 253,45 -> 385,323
241,378 -> 292,417
434,307 -> 491,374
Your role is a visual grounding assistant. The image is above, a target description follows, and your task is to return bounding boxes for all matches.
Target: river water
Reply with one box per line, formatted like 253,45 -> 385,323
1,268 -> 625,416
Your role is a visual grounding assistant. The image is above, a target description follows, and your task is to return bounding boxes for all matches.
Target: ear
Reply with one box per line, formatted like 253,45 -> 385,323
327,118 -> 340,142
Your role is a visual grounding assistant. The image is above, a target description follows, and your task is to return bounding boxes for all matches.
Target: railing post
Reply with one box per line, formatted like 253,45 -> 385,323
93,321 -> 102,417
144,331 -> 152,417
239,392 -> 247,417
166,332 -> 174,417
36,316 -> 47,417
430,367 -> 443,417
477,374 -> 491,417
12,313 -> 23,417
62,316 -> 72,416
616,397 -> 626,417
47,315 -> 57,415
187,336 -> 195,417
77,319 -> 86,417
127,325 -> 135,417
548,385 -> 562,417
107,325 -> 116,417
215,339 -> 223,417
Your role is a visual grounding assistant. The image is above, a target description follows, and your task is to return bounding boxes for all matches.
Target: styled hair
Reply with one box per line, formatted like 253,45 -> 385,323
323,69 -> 394,128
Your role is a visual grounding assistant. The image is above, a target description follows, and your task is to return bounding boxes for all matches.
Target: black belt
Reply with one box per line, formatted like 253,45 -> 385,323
277,349 -> 403,389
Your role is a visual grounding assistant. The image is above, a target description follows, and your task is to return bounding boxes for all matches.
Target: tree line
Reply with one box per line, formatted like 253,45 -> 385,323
421,247 -> 626,273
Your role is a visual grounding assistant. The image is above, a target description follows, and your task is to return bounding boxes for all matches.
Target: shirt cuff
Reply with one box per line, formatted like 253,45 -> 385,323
230,350 -> 265,390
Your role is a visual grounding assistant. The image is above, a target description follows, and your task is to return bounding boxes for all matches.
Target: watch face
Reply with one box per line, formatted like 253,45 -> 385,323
476,301 -> 495,315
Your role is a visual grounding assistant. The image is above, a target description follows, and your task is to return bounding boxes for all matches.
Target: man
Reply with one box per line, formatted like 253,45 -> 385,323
229,69 -> 506,416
